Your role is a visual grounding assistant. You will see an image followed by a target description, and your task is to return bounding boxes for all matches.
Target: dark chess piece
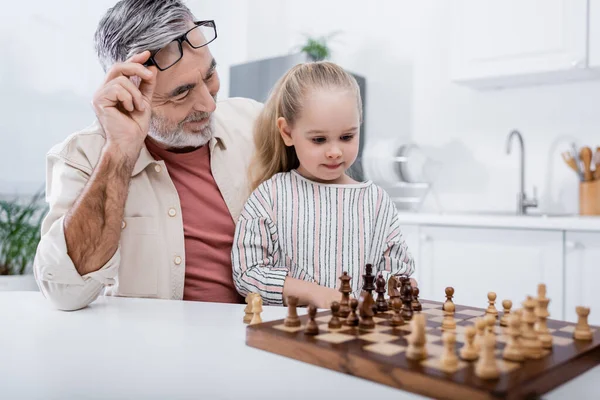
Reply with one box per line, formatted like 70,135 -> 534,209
362,264 -> 376,294
412,286 -> 422,312
391,297 -> 405,327
304,304 -> 320,335
398,275 -> 409,302
284,295 -> 301,327
346,298 -> 359,326
329,301 -> 343,329
338,272 -> 352,318
376,273 -> 388,312
401,282 -> 414,321
387,275 -> 400,309
358,291 -> 375,330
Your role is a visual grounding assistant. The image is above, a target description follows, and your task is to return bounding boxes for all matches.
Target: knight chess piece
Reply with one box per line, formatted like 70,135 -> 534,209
387,275 -> 400,309
338,272 -> 352,318
284,295 -> 301,327
244,293 -> 259,324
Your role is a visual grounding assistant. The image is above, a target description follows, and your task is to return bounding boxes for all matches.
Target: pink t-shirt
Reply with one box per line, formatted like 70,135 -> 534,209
146,139 -> 244,304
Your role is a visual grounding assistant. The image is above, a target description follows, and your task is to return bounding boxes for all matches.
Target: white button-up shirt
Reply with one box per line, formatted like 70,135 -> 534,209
33,98 -> 262,310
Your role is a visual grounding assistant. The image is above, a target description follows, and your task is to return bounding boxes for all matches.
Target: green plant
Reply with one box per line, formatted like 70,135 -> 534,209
298,31 -> 341,61
0,190 -> 48,275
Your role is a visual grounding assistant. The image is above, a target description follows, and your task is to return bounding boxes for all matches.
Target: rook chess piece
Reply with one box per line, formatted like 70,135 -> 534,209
412,286 -> 422,312
440,331 -> 460,372
444,287 -> 454,310
284,295 -> 301,327
459,325 -> 479,361
519,296 -> 544,359
401,282 -> 414,321
500,299 -> 512,327
346,298 -> 359,326
390,297 -> 405,327
304,304 -> 320,335
362,264 -> 376,295
503,314 -> 524,362
358,291 -> 375,330
475,332 -> 500,380
249,295 -> 263,325
329,301 -> 343,329
442,302 -> 457,331
486,292 -> 498,318
338,272 -> 352,318
406,313 -> 428,361
574,306 -> 593,341
375,273 -> 388,312
535,284 -> 552,349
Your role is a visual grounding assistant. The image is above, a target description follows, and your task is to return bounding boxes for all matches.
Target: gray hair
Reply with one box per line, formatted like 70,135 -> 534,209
94,0 -> 195,72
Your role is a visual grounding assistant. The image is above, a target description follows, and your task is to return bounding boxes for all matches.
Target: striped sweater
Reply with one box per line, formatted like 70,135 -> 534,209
231,170 -> 415,305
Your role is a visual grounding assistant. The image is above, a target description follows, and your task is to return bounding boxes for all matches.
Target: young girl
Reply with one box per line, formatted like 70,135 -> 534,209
231,62 -> 415,308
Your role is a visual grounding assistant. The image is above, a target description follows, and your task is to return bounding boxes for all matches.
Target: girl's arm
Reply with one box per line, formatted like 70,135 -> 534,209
283,277 -> 341,309
377,207 -> 416,281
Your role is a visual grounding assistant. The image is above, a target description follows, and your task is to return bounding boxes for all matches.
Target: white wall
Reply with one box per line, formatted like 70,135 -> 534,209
1,0 -> 597,215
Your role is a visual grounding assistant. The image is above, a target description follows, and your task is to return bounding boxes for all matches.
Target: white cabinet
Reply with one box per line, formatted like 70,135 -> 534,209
416,226 -> 564,318
400,224 -> 421,282
450,0 -> 600,89
564,231 -> 600,325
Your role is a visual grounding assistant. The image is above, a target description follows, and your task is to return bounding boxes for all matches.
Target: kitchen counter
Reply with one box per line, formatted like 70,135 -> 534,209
396,211 -> 600,231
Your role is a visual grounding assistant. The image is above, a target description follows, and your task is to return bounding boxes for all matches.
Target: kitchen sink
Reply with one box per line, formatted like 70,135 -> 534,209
439,210 -> 577,218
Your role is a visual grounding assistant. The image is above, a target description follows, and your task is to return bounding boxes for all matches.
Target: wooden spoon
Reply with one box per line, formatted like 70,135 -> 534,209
594,147 -> 600,180
561,151 -> 581,179
580,146 -> 593,181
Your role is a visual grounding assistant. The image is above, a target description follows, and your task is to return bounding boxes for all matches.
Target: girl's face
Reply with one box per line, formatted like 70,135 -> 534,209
277,88 -> 360,184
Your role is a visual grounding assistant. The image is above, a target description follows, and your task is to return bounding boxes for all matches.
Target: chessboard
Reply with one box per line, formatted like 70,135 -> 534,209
245,299 -> 600,400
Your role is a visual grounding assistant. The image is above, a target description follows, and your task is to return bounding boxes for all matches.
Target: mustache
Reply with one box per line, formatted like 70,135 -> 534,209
182,112 -> 211,124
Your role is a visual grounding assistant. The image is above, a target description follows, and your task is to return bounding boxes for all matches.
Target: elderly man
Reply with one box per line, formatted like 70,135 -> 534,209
33,0 -> 262,310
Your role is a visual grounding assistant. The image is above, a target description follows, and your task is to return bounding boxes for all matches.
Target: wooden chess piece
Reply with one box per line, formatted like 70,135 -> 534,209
375,273 -> 388,312
244,293 -> 259,324
484,314 -> 496,335
249,295 -> 263,325
346,298 -> 359,326
440,331 -> 460,372
390,297 -> 405,327
503,314 -> 525,362
304,304 -> 320,335
362,264 -> 376,295
500,299 -> 512,327
387,275 -> 400,309
475,331 -> 500,380
444,287 -> 454,310
474,318 -> 486,353
284,295 -> 301,327
401,282 -> 414,321
406,313 -> 428,361
459,325 -> 479,361
535,285 -> 553,349
329,301 -> 343,329
412,286 -> 422,312
574,306 -> 593,341
442,302 -> 457,331
338,272 -> 352,318
486,292 -> 498,318
358,291 -> 375,330
520,296 -> 543,359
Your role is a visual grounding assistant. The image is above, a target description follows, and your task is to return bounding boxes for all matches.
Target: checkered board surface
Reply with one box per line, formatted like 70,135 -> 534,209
246,299 -> 600,400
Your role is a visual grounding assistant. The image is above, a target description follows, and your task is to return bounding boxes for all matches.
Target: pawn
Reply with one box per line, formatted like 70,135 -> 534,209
406,313 -> 428,361
390,297 -> 405,327
304,304 -> 320,335
503,314 -> 524,362
284,295 -> 301,327
574,306 -> 593,341
474,318 -> 486,352
486,292 -> 498,318
412,286 -> 422,312
475,332 -> 500,380
346,298 -> 359,326
440,331 -> 459,372
328,301 -> 343,329
500,299 -> 512,327
444,287 -> 454,310
442,302 -> 456,331
249,295 -> 263,325
484,314 -> 496,335
459,325 -> 479,361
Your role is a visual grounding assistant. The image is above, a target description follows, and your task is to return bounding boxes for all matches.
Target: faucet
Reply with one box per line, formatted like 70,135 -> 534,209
506,129 -> 537,215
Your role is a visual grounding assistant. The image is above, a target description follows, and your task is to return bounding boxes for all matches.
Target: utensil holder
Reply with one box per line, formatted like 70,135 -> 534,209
579,180 -> 600,216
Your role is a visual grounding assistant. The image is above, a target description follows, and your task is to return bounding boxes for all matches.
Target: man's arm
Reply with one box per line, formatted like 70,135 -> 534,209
64,145 -> 134,275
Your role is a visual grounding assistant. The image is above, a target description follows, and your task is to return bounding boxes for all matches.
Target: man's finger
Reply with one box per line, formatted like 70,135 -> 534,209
139,67 -> 157,104
104,62 -> 153,84
125,50 -> 151,64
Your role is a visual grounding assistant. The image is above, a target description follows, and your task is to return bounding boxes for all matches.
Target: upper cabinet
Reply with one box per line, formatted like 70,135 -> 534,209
450,0 -> 600,89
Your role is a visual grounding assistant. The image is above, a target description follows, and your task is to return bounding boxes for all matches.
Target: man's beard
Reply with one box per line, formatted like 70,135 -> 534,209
148,106 -> 216,149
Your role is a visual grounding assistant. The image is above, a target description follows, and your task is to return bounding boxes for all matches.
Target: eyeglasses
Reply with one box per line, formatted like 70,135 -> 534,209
143,20 -> 217,71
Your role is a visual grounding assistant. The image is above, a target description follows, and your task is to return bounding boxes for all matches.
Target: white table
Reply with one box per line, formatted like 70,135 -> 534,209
1,292 -> 598,400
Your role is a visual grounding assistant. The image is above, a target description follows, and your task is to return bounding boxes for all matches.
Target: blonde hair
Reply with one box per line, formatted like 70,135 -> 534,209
248,61 -> 363,192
